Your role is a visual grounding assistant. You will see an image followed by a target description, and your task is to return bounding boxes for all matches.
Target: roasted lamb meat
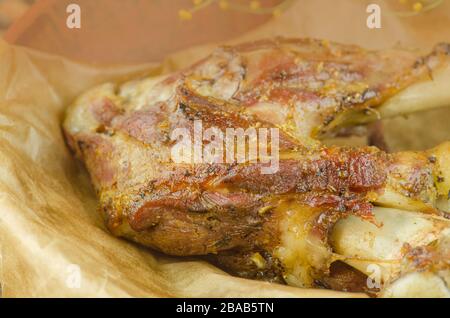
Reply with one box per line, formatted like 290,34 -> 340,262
63,38 -> 450,297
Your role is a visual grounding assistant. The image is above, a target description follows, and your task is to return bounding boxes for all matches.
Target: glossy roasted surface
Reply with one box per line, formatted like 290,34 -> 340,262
63,38 -> 450,291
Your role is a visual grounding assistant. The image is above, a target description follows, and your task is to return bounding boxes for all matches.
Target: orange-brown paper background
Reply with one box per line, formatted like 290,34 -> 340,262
0,0 -> 449,297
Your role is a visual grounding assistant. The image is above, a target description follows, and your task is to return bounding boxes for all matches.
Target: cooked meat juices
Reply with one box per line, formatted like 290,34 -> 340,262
63,38 -> 450,297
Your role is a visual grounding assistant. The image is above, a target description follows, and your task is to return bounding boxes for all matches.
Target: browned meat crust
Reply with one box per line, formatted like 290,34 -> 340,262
63,38 -> 450,292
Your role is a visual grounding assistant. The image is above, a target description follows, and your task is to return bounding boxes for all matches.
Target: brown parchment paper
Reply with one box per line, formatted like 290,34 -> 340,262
0,0 -> 449,298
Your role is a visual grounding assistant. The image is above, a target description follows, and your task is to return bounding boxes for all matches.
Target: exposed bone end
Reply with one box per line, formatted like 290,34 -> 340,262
325,61 -> 450,136
374,142 -> 450,214
376,151 -> 437,213
377,62 -> 450,120
275,203 -> 450,297
330,207 -> 450,297
380,271 -> 450,298
273,201 -> 335,288
428,142 -> 450,209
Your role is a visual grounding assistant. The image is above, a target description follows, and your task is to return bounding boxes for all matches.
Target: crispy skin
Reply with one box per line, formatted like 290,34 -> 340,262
63,38 -> 450,292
